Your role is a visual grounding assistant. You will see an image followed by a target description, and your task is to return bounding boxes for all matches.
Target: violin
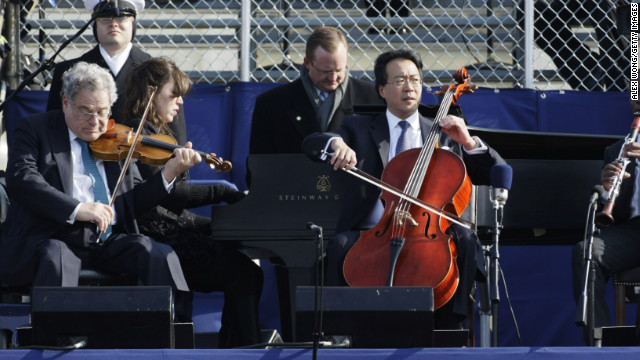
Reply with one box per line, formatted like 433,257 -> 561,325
90,120 -> 232,173
342,68 -> 473,309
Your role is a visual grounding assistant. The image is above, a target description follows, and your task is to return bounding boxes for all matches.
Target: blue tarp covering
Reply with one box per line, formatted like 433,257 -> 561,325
5,86 -> 633,188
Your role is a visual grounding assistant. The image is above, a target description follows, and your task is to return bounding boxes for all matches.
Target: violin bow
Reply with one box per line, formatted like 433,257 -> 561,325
96,87 -> 158,242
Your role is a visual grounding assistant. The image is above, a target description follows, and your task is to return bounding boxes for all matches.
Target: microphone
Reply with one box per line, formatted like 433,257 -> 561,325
307,222 -> 323,233
114,0 -> 120,17
589,185 -> 605,204
490,164 -> 513,208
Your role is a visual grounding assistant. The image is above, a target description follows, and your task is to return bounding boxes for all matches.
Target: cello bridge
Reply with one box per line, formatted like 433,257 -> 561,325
394,210 -> 418,227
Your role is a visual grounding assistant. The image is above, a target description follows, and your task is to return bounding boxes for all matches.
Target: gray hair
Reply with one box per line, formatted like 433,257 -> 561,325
61,62 -> 117,106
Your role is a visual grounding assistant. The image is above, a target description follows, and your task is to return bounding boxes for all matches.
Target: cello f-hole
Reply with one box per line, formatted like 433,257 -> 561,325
374,217 -> 392,238
420,211 -> 437,239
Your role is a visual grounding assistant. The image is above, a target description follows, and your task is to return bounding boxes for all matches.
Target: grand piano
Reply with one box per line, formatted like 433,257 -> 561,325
210,127 -> 620,341
211,154 -> 347,340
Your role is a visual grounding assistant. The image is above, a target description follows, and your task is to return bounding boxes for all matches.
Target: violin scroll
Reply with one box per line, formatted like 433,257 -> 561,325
205,153 -> 232,173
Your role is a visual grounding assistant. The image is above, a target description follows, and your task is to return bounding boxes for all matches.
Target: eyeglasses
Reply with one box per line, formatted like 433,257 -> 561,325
387,76 -> 423,88
77,108 -> 111,121
96,15 -> 133,23
310,62 -> 346,76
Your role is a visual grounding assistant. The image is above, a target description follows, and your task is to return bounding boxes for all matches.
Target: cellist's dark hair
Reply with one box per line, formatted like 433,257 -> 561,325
373,48 -> 424,90
125,57 -> 192,136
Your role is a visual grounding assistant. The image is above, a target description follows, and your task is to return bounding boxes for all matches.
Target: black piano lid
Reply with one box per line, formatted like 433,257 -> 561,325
468,126 -> 620,160
355,103 -> 620,160
470,126 -> 621,245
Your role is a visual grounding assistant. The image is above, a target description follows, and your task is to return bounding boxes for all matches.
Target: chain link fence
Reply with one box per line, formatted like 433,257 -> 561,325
14,0 -> 632,91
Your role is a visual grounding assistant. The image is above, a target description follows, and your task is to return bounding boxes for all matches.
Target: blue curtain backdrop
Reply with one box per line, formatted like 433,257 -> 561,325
3,85 -> 635,347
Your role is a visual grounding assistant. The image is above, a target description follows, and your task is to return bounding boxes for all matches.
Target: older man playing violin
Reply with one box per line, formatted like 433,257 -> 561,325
0,62 -> 200,304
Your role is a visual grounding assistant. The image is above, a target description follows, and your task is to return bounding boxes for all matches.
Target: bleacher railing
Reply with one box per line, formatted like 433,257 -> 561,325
16,0 -> 631,91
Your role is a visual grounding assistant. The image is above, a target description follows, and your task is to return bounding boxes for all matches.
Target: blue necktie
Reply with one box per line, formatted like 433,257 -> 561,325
76,138 -> 111,241
395,120 -> 411,157
319,91 -> 329,102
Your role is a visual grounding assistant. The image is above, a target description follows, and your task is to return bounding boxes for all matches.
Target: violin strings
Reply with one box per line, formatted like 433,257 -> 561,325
141,136 -> 178,150
141,136 -> 211,160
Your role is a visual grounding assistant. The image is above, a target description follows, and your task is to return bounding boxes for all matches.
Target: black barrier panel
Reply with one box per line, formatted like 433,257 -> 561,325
31,286 -> 173,349
296,286 -> 434,348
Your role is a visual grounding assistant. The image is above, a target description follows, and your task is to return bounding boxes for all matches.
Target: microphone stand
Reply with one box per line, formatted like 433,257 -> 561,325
479,190 -> 504,347
0,0 -> 110,113
309,223 -> 325,360
575,192 -> 600,346
478,243 -> 491,347
489,199 -> 503,347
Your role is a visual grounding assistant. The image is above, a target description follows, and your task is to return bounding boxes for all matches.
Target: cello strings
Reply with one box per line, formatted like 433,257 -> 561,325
391,89 -> 456,240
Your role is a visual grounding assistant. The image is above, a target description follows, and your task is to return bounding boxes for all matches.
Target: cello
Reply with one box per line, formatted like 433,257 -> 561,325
342,68 -> 473,309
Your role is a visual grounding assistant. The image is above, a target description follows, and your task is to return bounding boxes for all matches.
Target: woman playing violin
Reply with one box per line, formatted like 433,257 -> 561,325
302,49 -> 506,330
124,57 -> 263,348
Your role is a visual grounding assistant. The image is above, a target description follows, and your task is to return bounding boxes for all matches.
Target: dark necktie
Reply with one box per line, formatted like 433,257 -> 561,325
76,138 -> 111,241
395,120 -> 411,156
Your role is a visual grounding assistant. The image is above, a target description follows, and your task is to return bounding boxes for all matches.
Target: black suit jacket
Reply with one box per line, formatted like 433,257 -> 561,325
302,111 -> 505,233
47,46 -> 188,145
0,110 -> 171,285
249,76 -> 384,154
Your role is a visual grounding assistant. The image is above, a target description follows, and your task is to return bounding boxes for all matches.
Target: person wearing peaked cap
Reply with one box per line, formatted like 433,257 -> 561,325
46,0 -> 188,146
84,0 -> 144,15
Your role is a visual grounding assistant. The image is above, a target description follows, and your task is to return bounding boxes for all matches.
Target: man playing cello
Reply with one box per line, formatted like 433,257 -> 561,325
302,49 -> 505,329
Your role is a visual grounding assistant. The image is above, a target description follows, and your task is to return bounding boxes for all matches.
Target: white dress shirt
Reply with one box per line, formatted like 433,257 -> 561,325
67,129 -> 175,224
99,43 -> 133,77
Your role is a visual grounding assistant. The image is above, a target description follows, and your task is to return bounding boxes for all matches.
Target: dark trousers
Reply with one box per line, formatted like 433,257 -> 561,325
572,217 -> 640,344
33,233 -> 188,291
181,243 -> 264,349
327,223 -> 485,329
136,206 -> 264,349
